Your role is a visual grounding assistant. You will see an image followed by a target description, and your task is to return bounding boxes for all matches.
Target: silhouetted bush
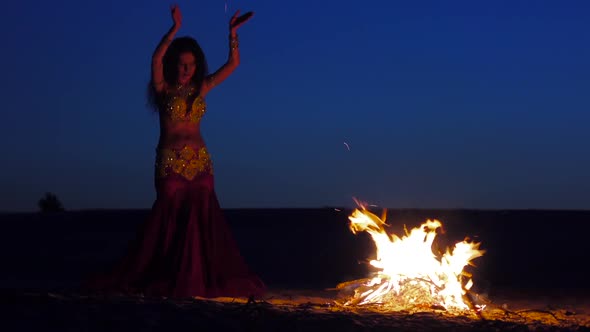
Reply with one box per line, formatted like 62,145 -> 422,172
38,192 -> 65,213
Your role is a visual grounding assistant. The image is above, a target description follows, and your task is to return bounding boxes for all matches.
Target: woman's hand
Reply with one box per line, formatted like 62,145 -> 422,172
171,4 -> 182,29
230,10 -> 254,35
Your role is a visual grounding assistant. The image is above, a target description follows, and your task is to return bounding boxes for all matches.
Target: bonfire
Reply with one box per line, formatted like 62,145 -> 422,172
337,203 -> 485,313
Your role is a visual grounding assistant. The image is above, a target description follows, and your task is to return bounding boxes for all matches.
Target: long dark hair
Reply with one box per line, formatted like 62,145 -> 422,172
147,36 -> 209,110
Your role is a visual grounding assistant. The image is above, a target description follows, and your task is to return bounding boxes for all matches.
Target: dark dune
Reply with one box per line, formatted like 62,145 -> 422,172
1,208 -> 589,331
1,208 -> 587,291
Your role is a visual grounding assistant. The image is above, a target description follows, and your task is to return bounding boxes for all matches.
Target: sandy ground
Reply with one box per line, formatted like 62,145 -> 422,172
3,288 -> 589,331
1,208 -> 589,331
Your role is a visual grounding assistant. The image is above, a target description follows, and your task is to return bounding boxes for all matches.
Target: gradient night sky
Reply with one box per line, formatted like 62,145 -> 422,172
2,0 -> 590,212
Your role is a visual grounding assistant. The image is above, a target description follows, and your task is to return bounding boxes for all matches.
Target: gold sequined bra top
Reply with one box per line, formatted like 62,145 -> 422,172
162,84 -> 207,123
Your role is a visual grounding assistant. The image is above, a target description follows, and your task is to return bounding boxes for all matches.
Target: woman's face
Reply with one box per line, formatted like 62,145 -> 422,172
177,52 -> 197,85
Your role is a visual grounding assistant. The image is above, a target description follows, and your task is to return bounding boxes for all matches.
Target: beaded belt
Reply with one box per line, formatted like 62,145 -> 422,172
156,145 -> 213,181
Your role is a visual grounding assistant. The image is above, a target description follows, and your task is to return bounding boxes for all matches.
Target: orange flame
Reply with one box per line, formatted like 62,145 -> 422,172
343,205 -> 485,311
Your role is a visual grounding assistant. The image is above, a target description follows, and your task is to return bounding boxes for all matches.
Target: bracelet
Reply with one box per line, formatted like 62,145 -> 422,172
230,34 -> 239,50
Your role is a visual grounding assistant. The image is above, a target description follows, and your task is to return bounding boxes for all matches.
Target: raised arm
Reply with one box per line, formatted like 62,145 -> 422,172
203,10 -> 254,95
152,5 -> 182,94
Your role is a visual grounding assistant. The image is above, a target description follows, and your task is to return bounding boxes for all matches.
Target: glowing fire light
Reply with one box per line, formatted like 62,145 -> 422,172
339,204 -> 485,312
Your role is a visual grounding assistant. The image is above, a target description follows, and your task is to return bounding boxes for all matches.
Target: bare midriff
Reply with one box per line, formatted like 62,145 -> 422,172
157,118 -> 206,151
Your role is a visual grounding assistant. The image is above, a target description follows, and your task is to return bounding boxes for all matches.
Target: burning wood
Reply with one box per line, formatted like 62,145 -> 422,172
336,204 -> 485,313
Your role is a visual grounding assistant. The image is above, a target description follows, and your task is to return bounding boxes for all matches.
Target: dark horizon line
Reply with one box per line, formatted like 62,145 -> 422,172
2,206 -> 590,215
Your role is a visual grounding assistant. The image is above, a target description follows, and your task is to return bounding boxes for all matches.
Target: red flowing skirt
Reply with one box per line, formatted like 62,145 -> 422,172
84,172 -> 266,299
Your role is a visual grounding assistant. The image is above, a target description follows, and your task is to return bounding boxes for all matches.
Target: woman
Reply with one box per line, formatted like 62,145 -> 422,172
86,5 -> 265,299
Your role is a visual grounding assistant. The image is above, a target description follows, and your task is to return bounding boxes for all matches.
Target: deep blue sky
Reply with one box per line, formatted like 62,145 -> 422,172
2,0 -> 590,212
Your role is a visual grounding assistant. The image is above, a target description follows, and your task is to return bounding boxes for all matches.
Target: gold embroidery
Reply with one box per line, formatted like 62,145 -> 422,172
190,97 -> 206,122
156,146 -> 213,180
179,145 -> 196,160
165,94 -> 207,123
168,97 -> 188,121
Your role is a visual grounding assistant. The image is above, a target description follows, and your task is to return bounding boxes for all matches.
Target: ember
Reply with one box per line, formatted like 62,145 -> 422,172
337,203 -> 485,312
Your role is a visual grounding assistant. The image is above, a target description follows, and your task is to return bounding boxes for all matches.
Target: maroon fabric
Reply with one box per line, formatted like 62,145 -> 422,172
84,172 -> 266,299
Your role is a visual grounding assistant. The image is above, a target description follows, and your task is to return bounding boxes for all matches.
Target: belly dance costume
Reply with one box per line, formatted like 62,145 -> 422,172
84,86 -> 266,299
